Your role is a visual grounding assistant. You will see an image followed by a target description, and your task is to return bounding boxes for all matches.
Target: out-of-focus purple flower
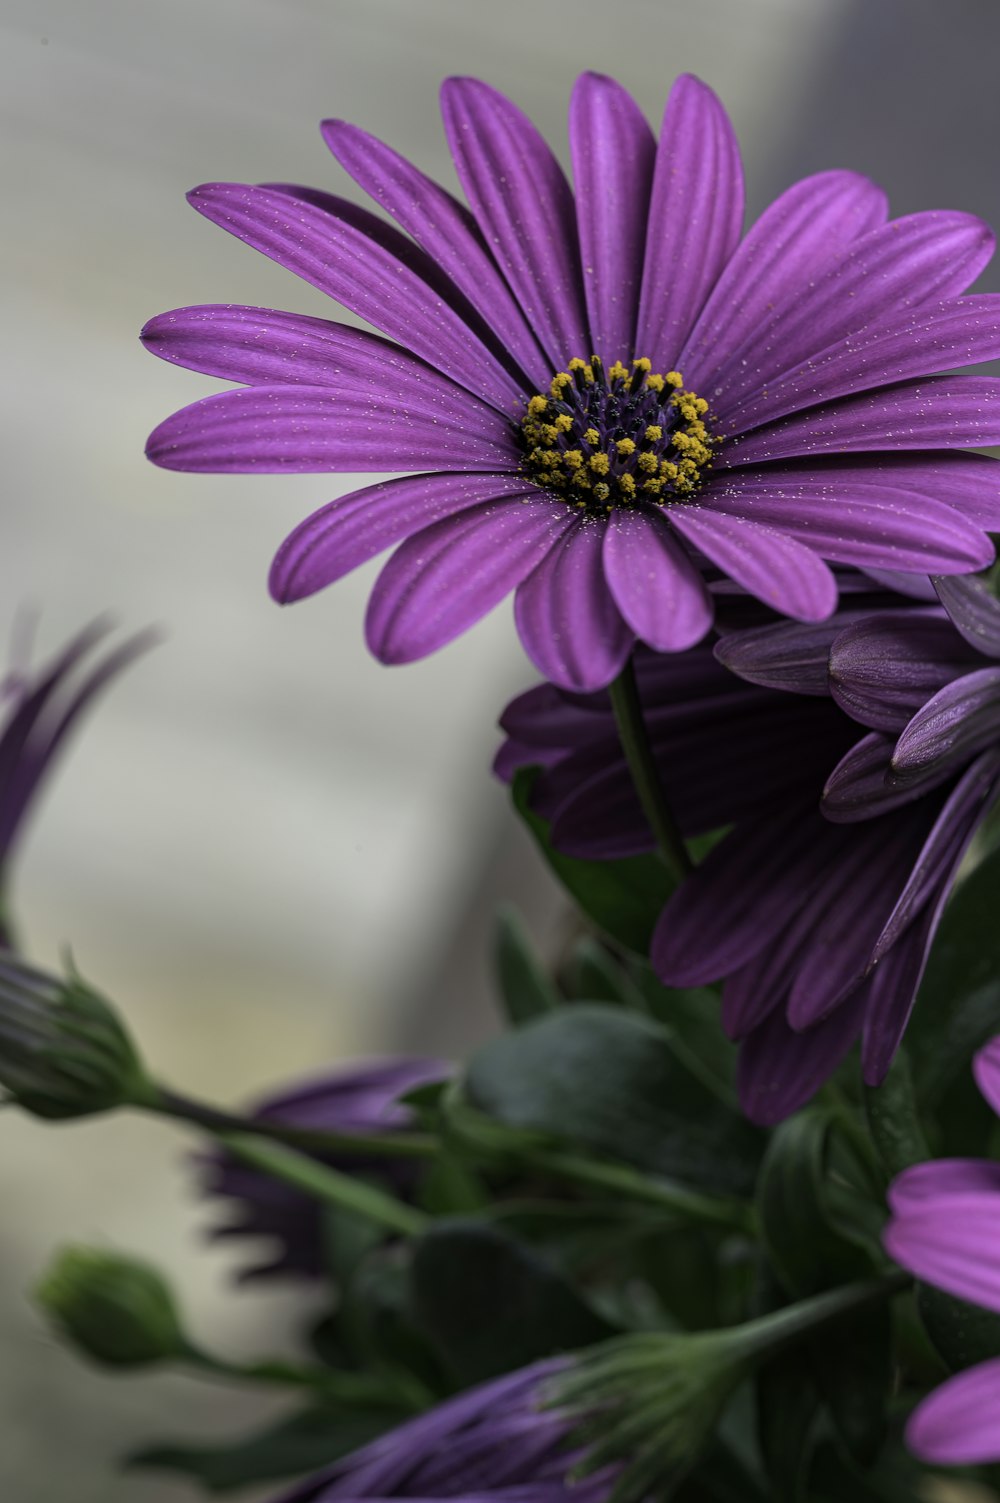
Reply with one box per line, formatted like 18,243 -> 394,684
884,1037 -> 1000,1466
144,73 -> 1000,691
0,618 -> 154,945
268,1358 -> 600,1503
200,1059 -> 449,1280
496,594 -> 1000,1123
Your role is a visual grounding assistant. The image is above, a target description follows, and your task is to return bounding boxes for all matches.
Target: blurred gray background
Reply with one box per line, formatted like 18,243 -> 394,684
3,0 -> 1000,1498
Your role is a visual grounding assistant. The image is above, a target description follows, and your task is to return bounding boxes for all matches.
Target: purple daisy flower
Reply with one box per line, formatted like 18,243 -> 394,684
0,618 -> 154,945
497,588 -> 1000,1122
199,1058 -> 448,1280
883,1036 -> 1000,1466
144,74 -> 1000,692
268,1357 -> 600,1503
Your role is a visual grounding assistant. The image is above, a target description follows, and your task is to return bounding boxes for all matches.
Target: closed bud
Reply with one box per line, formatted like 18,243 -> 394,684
35,1247 -> 187,1367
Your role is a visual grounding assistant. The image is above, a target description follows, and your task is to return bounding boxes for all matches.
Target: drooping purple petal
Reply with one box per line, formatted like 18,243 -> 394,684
145,384 -> 520,474
440,77 -> 588,368
860,893 -> 943,1084
860,569 -> 937,600
884,1197 -> 1000,1314
514,521 -> 635,692
906,1360 -> 1000,1467
669,509 -> 837,622
935,572 -> 1000,658
635,75 -> 745,369
822,732 -> 937,822
736,992 -> 866,1127
720,295 -> 1000,434
366,496 -> 574,665
716,612 -> 878,697
569,73 -> 656,365
974,1036 -> 1000,1118
706,211 -> 996,416
705,469 -> 995,574
498,682 -> 607,748
889,1159 -> 1000,1215
829,610 -> 979,731
723,377 -> 1000,467
270,473 -> 540,603
890,667 -> 1000,787
601,508 -> 713,652
678,170 -> 888,389
319,121 -> 551,390
186,183 -> 527,412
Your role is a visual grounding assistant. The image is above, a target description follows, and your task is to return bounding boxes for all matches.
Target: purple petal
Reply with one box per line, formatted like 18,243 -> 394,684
716,612 -> 875,697
871,749 -> 1000,961
860,893 -> 943,1083
891,667 -> 1000,787
569,73 -> 656,364
514,521 -> 635,692
724,377 -> 1000,466
365,495 -> 574,665
440,77 -> 588,368
678,170 -> 888,389
737,993 -> 866,1126
860,569 -> 938,599
706,211 -> 995,416
889,1159 -> 1000,1215
498,683 -> 607,749
670,509 -> 837,622
705,469 -> 995,574
837,452 -> 1000,530
935,572 -> 1000,658
601,509 -> 713,652
829,610 -> 979,732
635,75 -> 744,368
651,807 -> 825,987
146,384 -> 520,474
319,121 -> 551,391
884,1198 -> 1000,1314
906,1360 -> 1000,1466
975,1037 -> 1000,1118
270,473 -> 538,603
823,732 -> 936,822
722,295 -> 1000,433
186,183 -> 527,413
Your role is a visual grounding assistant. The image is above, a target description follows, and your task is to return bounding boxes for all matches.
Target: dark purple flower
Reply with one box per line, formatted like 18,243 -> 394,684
268,1358 -> 599,1503
0,618 -> 154,945
883,1037 -> 1000,1466
144,74 -> 1000,691
200,1058 -> 449,1279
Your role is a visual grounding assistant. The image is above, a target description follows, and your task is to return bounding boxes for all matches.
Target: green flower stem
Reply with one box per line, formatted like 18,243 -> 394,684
153,1086 -> 438,1160
216,1132 -> 430,1238
528,1146 -> 756,1235
608,658 -> 692,882
733,1271 -> 911,1362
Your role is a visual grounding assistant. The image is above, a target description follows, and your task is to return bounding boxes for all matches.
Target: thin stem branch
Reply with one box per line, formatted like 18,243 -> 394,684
607,658 -> 692,882
529,1147 -> 755,1235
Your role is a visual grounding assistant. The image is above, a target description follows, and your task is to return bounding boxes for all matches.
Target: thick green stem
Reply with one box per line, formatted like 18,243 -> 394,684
608,658 -> 692,882
529,1146 -> 755,1235
217,1132 -> 430,1238
734,1271 -> 911,1362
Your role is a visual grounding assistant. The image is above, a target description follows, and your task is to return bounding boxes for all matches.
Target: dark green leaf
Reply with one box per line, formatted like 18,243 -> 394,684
862,1052 -> 930,1180
806,1438 -> 927,1502
130,1402 -> 404,1492
409,1219 -> 614,1384
493,903 -> 561,1025
466,1004 -> 763,1196
565,935 -> 648,1009
755,1352 -> 819,1503
631,964 -> 736,1091
415,1151 -> 490,1215
511,768 -> 672,954
918,1283 -> 1000,1372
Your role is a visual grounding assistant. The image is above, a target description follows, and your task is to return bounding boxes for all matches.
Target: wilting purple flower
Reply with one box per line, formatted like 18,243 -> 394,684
144,73 -> 1000,691
497,591 -> 1000,1122
268,1358 -> 600,1503
200,1058 -> 448,1279
884,1037 -> 1000,1466
0,618 -> 154,945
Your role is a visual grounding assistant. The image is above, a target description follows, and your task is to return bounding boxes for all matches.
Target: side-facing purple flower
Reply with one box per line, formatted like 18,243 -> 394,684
200,1058 -> 449,1279
0,618 -> 155,944
884,1037 -> 1000,1467
145,73 -> 1000,691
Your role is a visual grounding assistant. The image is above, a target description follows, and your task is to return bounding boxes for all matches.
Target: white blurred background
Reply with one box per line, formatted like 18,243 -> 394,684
3,0 -> 1000,1497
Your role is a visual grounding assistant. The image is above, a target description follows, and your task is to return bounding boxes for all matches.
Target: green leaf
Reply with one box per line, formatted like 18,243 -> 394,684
917,1283 -> 1000,1373
511,768 -> 672,954
130,1401 -> 405,1492
755,1354 -> 819,1503
493,903 -> 561,1025
565,935 -> 649,1009
409,1219 -> 614,1384
466,1004 -> 763,1197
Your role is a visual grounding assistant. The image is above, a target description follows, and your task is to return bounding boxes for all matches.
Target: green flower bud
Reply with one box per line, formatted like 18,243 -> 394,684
0,955 -> 157,1120
35,1247 -> 187,1368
